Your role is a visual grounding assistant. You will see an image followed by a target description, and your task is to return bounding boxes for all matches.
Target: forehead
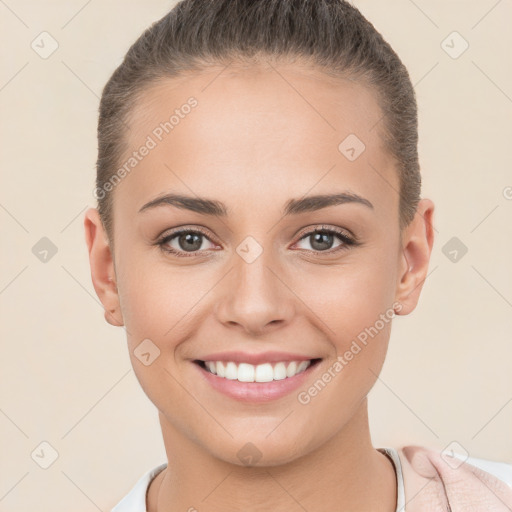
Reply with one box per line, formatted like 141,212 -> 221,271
129,61 -> 385,151
116,61 -> 399,220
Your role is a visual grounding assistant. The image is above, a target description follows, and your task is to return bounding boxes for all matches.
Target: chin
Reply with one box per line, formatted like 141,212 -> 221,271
210,433 -> 315,468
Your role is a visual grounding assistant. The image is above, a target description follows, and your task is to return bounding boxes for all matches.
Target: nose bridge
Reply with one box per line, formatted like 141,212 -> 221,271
215,237 -> 294,334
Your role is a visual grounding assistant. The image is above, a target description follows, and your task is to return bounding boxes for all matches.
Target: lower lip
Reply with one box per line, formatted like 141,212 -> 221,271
193,360 -> 321,403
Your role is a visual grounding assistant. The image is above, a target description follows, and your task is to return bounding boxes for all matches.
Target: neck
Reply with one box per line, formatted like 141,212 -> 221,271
148,399 -> 397,512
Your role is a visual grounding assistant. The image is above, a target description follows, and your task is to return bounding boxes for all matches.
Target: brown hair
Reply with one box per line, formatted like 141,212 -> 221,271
95,0 -> 421,242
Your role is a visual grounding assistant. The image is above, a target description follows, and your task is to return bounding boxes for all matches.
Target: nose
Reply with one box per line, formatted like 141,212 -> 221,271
214,249 -> 295,336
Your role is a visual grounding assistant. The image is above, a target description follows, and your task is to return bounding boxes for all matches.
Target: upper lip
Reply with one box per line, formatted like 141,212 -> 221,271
196,351 -> 319,365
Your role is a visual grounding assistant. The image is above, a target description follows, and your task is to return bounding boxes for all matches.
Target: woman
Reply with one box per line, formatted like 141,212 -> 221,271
84,0 -> 512,510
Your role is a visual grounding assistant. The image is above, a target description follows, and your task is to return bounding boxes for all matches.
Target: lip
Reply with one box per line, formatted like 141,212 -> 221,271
195,351 -> 316,365
192,358 -> 322,403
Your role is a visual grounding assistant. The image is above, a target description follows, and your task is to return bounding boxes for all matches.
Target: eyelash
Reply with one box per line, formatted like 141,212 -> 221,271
155,225 -> 358,258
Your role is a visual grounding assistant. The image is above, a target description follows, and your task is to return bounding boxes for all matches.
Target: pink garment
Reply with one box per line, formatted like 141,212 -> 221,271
399,445 -> 512,511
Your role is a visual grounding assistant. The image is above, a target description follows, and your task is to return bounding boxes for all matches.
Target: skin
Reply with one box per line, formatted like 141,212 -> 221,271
84,60 -> 434,512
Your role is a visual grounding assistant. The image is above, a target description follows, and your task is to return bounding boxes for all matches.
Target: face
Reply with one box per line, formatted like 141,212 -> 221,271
85,60 -> 434,466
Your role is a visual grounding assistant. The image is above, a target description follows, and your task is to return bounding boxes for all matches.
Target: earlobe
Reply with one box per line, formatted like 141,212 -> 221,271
84,208 -> 124,327
105,307 -> 123,327
394,199 -> 435,315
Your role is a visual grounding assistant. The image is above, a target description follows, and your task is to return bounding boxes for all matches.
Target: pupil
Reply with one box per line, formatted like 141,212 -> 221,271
311,232 -> 332,251
180,233 -> 202,251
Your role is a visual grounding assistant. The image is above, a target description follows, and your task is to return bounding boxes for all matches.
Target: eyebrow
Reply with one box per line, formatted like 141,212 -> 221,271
138,192 -> 374,217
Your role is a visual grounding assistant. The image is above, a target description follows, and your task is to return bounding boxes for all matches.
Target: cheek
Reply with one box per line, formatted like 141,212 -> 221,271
292,251 -> 398,338
288,246 -> 398,394
116,253 -> 212,343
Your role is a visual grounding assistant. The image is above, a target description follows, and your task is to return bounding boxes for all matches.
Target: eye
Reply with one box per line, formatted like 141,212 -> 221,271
293,225 -> 357,254
157,227 -> 218,257
156,224 -> 357,258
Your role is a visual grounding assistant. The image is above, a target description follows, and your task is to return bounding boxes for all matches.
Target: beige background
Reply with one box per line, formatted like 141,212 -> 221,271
1,0 -> 511,510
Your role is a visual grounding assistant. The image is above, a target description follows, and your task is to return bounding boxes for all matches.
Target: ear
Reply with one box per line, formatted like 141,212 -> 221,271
84,207 -> 124,326
394,198 -> 435,315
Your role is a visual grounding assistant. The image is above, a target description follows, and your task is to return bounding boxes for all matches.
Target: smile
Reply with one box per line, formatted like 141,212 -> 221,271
196,359 -> 321,382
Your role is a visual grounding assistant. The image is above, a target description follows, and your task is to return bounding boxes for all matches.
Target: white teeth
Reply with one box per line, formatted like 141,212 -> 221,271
286,361 -> 297,378
225,362 -> 238,380
254,363 -> 274,382
296,361 -> 310,373
238,363 -> 255,382
216,361 -> 226,378
273,362 -> 287,380
202,360 -> 313,382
